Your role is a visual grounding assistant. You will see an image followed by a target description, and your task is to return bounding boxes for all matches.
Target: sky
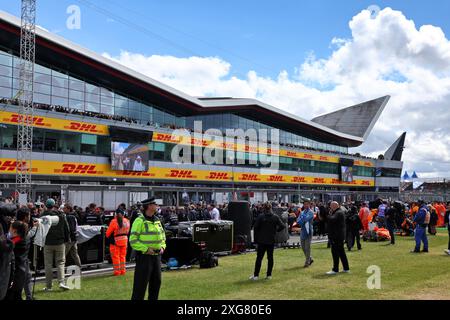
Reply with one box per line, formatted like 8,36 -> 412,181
2,0 -> 450,177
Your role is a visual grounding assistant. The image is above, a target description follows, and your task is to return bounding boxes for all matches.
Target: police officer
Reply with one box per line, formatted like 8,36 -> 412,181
130,197 -> 166,300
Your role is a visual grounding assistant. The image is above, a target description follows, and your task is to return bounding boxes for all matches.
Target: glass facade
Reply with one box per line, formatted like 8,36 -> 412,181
186,114 -> 348,153
0,124 -> 373,177
0,47 -> 347,154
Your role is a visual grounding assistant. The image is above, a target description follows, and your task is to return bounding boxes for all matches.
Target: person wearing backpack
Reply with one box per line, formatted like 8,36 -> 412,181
411,200 -> 429,253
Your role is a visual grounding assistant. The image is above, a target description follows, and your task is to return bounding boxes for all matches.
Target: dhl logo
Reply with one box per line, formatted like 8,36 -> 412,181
286,151 -> 297,157
56,164 -> 101,174
0,160 -> 36,172
221,143 -> 234,149
304,154 -> 314,159
190,138 -> 208,147
332,179 -> 340,184
292,176 -> 306,183
365,162 -> 372,167
268,175 -> 285,182
240,174 -> 260,181
244,145 -> 258,153
361,180 -> 371,186
313,178 -> 325,184
64,122 -> 100,133
208,172 -> 229,180
120,171 -> 154,177
154,134 -> 181,143
167,170 -> 194,178
8,114 -> 48,127
319,156 -> 328,161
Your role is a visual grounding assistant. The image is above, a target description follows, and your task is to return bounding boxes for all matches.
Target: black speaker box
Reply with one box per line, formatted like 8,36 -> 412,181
224,201 -> 252,246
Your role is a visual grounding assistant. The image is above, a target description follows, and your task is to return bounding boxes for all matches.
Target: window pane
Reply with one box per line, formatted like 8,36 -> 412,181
100,94 -> 113,106
69,89 -> 84,101
52,96 -> 68,107
52,86 -> 68,98
52,70 -> 68,79
34,93 -> 51,105
0,53 -> 12,67
69,78 -> 85,91
69,99 -> 84,111
0,86 -> 11,98
34,72 -> 51,85
0,75 -> 11,88
85,83 -> 100,95
0,65 -> 12,77
52,76 -> 69,88
86,93 -> 100,104
44,132 -> 59,152
61,133 -> 80,153
101,104 -> 114,115
115,98 -> 128,109
115,107 -> 128,117
81,134 -> 97,145
35,83 -> 51,95
35,64 -> 51,75
86,102 -> 100,112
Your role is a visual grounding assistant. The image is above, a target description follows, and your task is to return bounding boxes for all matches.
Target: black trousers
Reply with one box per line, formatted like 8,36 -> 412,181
330,239 -> 349,272
131,253 -> 162,300
253,243 -> 274,277
346,229 -> 361,250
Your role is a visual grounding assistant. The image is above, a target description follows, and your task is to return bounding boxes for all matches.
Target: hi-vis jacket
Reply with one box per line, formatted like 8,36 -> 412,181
106,217 -> 130,247
129,214 -> 166,255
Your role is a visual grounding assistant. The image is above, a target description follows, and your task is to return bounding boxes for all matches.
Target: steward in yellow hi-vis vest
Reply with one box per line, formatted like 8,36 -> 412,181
130,197 -> 166,300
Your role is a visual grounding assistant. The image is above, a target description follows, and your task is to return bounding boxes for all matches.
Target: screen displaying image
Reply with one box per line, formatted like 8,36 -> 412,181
111,142 -> 149,172
340,166 -> 354,183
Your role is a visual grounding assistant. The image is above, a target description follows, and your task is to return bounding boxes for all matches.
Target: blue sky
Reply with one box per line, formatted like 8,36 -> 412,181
2,0 -> 450,78
3,1 -> 450,176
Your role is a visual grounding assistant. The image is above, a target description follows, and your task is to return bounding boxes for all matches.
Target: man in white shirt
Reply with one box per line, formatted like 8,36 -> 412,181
208,204 -> 220,221
132,156 -> 145,171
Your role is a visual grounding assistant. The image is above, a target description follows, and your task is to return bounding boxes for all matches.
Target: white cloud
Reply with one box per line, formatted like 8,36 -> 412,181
103,7 -> 450,177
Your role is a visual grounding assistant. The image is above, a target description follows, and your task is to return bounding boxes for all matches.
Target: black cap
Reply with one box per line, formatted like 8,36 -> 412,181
141,197 -> 157,206
301,197 -> 311,203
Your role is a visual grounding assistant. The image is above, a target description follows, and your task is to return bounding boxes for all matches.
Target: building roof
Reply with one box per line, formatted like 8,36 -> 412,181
384,132 -> 406,161
0,10 -> 389,148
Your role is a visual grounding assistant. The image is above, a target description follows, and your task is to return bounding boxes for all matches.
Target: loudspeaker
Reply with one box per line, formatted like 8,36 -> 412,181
192,221 -> 233,253
224,201 -> 252,246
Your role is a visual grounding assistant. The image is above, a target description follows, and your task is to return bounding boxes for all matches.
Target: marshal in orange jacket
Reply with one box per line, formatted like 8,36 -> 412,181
106,217 -> 130,275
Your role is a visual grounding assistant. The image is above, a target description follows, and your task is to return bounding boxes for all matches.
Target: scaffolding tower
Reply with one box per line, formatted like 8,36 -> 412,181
16,0 -> 36,203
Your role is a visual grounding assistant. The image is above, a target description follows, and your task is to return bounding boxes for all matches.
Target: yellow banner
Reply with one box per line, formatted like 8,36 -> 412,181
0,110 -> 374,167
0,110 -> 109,135
0,158 -> 374,187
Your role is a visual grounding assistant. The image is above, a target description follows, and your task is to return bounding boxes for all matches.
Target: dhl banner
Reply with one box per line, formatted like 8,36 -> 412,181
0,158 -> 374,187
0,110 -> 109,135
0,110 -> 374,168
152,132 -> 374,167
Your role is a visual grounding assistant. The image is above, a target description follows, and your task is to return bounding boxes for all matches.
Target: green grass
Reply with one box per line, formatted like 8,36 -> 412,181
33,229 -> 450,300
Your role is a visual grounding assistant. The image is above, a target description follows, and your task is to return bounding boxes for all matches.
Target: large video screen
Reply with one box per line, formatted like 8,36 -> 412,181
111,142 -> 149,172
340,166 -> 354,183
